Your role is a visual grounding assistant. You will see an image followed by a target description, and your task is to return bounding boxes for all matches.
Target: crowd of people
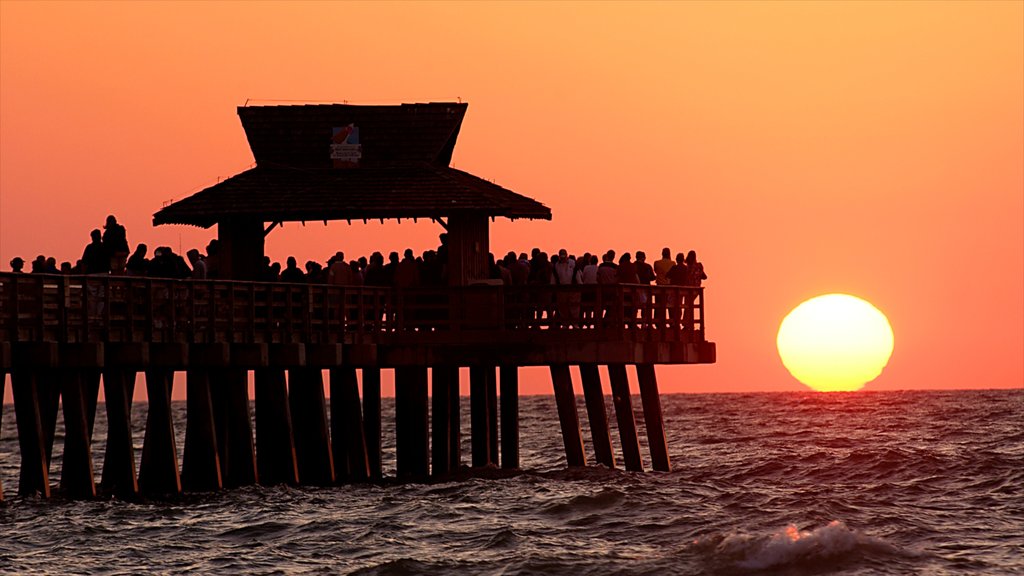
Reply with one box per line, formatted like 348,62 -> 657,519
7,218 -> 707,290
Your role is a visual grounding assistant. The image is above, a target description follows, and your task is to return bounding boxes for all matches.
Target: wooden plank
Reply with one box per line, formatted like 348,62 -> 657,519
550,364 -> 586,467
608,364 -> 643,472
579,363 -> 615,469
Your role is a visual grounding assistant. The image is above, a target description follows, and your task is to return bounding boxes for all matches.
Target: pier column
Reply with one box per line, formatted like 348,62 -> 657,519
139,369 -> 181,496
470,365 -> 494,467
636,365 -> 671,472
59,369 -> 97,498
289,367 -> 335,485
221,369 -> 258,487
449,367 -> 461,471
330,367 -> 370,482
11,370 -> 50,497
431,366 -> 457,477
608,364 -> 643,472
395,366 -> 429,479
181,369 -> 223,492
579,364 -> 615,469
499,365 -> 519,469
362,367 -> 382,480
39,369 -> 61,471
101,369 -> 138,497
550,364 -> 586,467
254,368 -> 299,486
0,369 -> 4,500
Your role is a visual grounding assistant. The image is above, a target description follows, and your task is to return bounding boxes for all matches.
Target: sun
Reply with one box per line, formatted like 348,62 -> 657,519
776,294 -> 894,392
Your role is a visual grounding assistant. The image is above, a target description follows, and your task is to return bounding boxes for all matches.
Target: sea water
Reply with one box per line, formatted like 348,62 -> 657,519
1,390 -> 1021,575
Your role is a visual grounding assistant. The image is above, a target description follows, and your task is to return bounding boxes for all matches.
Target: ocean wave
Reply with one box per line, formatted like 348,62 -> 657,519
691,520 -> 912,574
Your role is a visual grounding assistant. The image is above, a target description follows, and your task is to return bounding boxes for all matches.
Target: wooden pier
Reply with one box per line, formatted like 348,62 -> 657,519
0,101 -> 715,500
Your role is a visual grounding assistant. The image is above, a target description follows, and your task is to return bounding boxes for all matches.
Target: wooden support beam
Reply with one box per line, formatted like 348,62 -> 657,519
181,369 -> 223,492
254,368 -> 299,486
469,365 -> 492,467
39,369 -> 60,471
487,366 -> 498,464
139,369 -> 181,496
83,370 -> 101,442
216,369 -> 258,488
579,364 -> 616,469
448,368 -> 461,471
330,367 -> 370,482
499,365 -> 519,469
636,364 -> 671,472
288,368 -> 334,485
431,366 -> 457,476
100,369 -> 138,498
0,370 -> 4,501
395,366 -> 429,479
361,367 -> 382,480
59,370 -> 97,499
608,364 -> 643,472
550,364 -> 586,468
11,371 -> 50,497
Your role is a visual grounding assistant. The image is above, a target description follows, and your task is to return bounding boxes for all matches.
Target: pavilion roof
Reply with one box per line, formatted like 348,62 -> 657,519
153,102 -> 551,227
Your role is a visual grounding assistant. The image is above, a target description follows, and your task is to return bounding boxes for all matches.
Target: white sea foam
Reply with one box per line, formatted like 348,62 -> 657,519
698,520 -> 894,571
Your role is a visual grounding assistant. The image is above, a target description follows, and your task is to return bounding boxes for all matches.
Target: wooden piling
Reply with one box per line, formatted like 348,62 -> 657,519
181,369 -> 223,492
431,366 -> 456,476
100,369 -> 138,497
550,364 -> 586,467
11,370 -> 50,497
288,368 -> 335,485
469,365 -> 492,467
139,369 -> 181,496
579,363 -> 615,469
0,370 -> 4,501
608,364 -> 643,472
254,368 -> 299,485
213,369 -> 258,488
395,366 -> 429,479
636,364 -> 671,472
40,369 -> 60,471
330,367 -> 370,482
487,366 -> 499,465
362,367 -> 382,480
499,365 -> 519,469
59,369 -> 97,498
449,367 -> 461,471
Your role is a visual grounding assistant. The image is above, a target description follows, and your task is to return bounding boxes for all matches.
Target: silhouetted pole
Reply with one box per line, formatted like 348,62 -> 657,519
362,367 -> 382,479
395,366 -> 429,479
608,364 -> 643,472
330,367 -> 370,482
636,364 -> 671,472
499,365 -> 519,469
289,367 -> 335,485
431,366 -> 456,476
101,369 -> 138,497
139,369 -> 182,496
181,369 -> 223,492
579,364 -> 615,469
60,369 -> 97,498
254,368 -> 299,485
550,364 -> 586,467
470,365 -> 492,467
11,370 -> 50,497
448,368 -> 461,471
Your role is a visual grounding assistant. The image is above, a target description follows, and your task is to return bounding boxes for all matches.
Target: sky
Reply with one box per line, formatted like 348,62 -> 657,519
1,1 -> 1021,400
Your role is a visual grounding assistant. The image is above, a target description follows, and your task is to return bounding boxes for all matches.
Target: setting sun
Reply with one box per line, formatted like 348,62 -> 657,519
777,294 -> 894,392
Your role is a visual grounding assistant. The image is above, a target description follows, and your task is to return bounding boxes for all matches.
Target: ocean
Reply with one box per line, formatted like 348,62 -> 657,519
1,389 -> 1021,575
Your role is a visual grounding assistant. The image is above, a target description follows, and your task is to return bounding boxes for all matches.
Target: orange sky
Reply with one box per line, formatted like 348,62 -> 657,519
1,1 -> 1021,399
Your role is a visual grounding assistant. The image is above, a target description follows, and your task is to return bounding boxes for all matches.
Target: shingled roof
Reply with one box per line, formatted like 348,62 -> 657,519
153,102 -> 551,227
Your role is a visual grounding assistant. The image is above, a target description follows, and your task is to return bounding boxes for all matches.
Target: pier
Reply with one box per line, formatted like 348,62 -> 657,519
0,102 -> 715,500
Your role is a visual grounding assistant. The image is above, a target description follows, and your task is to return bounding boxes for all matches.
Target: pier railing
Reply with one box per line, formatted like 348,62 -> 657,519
0,273 -> 705,346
